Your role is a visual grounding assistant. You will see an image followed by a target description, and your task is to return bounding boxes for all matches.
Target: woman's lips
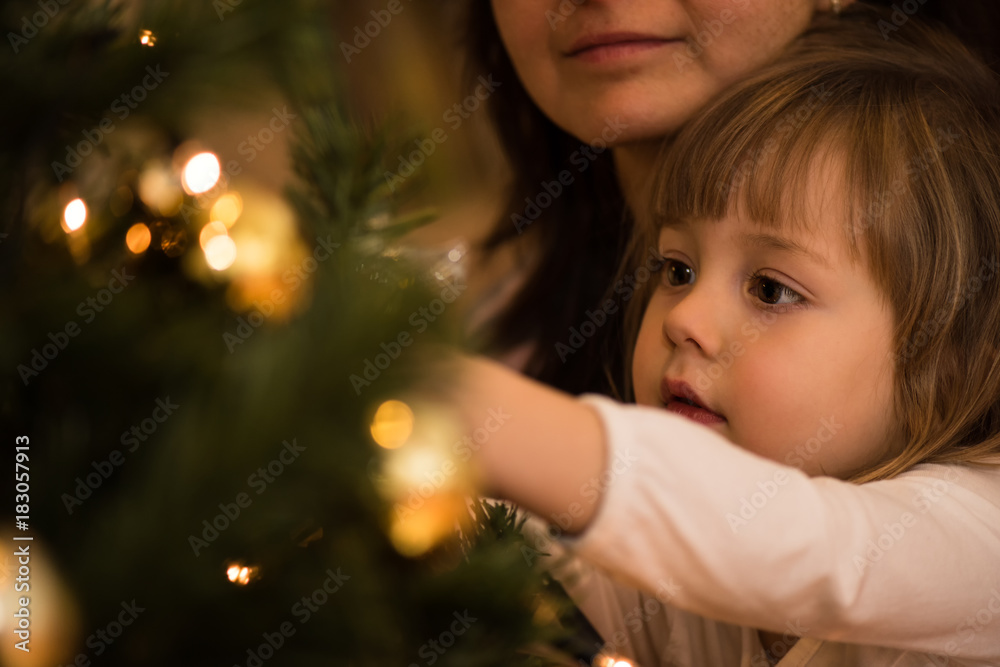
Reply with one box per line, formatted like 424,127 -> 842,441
566,32 -> 679,65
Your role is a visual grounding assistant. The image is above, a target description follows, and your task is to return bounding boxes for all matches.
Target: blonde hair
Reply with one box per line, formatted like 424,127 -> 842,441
623,5 -> 1000,482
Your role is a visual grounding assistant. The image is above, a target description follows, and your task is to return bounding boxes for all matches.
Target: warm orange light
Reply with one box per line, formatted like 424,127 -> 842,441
211,193 -> 243,228
370,400 -> 415,450
63,198 -> 87,232
204,234 -> 237,271
125,223 -> 151,254
199,221 -> 229,250
182,152 -> 221,195
139,29 -> 157,46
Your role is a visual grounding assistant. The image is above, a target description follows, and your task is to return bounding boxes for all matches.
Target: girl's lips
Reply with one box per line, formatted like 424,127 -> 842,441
660,377 -> 726,425
664,399 -> 727,425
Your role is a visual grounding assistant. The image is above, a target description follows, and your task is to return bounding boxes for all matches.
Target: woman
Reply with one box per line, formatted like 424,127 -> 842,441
463,0 -> 1000,399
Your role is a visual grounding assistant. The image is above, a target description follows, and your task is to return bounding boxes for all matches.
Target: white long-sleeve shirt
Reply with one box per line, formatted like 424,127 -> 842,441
529,394 -> 1000,666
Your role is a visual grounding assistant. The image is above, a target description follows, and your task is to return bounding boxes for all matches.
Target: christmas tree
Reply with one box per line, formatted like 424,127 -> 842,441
0,1 -> 605,665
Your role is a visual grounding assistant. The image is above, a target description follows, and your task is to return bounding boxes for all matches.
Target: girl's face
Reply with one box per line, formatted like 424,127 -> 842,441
631,166 -> 897,478
491,0 -> 830,145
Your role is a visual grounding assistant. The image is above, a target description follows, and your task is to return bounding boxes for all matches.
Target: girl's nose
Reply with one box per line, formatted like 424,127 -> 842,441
661,282 -> 725,358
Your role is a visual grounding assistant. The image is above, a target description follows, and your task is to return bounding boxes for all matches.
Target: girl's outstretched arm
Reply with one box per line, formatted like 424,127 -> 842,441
429,352 -> 1000,662
441,353 -> 608,534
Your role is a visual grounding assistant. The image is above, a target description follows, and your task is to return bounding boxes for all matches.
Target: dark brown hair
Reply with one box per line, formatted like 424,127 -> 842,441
461,2 -> 631,399
626,4 -> 1000,481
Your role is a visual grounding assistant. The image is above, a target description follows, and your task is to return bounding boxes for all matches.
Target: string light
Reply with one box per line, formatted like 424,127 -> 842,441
594,657 -> 635,667
125,223 -> 151,254
182,152 -> 221,195
62,198 -> 87,232
225,563 -> 259,586
204,234 -> 237,271
370,400 -> 414,450
211,192 -> 243,228
199,221 -> 229,250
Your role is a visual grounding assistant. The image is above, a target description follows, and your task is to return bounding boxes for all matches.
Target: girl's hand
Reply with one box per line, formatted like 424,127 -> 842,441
420,349 -> 608,534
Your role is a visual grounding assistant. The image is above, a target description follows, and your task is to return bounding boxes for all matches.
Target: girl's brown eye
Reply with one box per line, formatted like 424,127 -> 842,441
749,273 -> 804,306
664,259 -> 694,287
756,277 -> 785,304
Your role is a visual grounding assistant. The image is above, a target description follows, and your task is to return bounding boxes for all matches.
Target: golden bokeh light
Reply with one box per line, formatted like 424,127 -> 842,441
139,29 -> 157,46
225,563 -> 258,586
388,494 -> 461,558
370,400 -> 414,450
182,152 -> 221,195
62,198 -> 87,232
211,192 -> 243,228
199,221 -> 229,250
204,234 -> 237,271
138,163 -> 183,215
594,658 -> 635,667
125,223 -> 151,254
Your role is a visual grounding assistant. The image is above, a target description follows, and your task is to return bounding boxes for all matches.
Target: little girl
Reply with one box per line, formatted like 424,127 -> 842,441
432,6 -> 1000,666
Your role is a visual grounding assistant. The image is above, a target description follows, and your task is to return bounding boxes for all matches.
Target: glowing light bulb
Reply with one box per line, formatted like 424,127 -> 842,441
199,221 -> 229,250
211,193 -> 243,228
225,562 -> 258,585
125,223 -> 151,254
63,198 -> 87,232
370,400 -> 414,450
182,152 -> 221,195
204,234 -> 237,271
139,29 -> 157,46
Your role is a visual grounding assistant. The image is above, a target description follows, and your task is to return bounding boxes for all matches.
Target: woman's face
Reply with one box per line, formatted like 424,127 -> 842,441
491,0 -> 833,145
